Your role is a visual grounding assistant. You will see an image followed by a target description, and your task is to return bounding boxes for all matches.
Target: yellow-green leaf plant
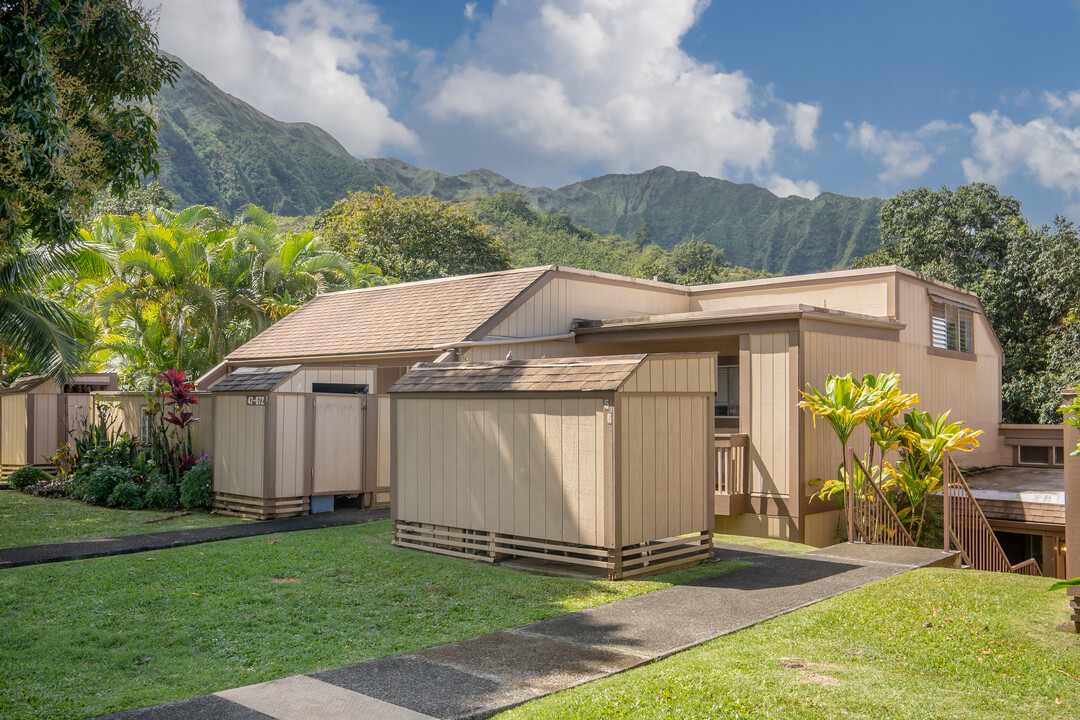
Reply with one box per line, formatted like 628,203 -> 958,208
884,410 -> 983,544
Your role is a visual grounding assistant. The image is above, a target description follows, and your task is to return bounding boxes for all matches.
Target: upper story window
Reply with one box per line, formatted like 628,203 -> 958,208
931,300 -> 973,354
716,365 -> 739,418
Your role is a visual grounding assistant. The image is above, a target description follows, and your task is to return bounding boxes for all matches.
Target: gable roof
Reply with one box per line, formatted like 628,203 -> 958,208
227,267 -> 551,362
210,365 -> 301,393
0,376 -> 49,394
389,355 -> 648,394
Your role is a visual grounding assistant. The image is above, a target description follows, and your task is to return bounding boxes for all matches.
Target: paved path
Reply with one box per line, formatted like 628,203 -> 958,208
94,542 -> 958,720
0,508 -> 390,569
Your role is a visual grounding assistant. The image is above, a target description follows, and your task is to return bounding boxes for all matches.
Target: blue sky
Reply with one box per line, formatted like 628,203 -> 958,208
157,1 -> 1080,223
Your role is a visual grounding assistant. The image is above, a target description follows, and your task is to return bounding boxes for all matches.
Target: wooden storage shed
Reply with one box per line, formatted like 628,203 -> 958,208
210,364 -> 380,518
0,373 -> 118,477
389,353 -> 717,579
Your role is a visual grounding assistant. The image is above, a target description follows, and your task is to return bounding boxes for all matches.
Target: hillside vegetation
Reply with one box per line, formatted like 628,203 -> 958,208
152,56 -> 381,215
146,56 -> 882,275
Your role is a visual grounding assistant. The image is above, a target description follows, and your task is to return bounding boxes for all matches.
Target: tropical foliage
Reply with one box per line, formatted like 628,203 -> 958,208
62,205 -> 384,387
0,1 -> 179,248
800,372 -> 982,544
853,183 -> 1080,422
319,187 -> 512,281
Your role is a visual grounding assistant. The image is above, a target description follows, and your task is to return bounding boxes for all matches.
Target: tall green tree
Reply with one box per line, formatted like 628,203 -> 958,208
0,1 -> 179,249
319,188 -> 511,281
854,183 -> 1080,422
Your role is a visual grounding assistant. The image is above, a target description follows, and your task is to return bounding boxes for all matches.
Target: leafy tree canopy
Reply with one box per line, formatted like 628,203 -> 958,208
853,183 -> 1080,422
319,188 -> 511,281
0,0 -> 179,249
91,181 -> 176,218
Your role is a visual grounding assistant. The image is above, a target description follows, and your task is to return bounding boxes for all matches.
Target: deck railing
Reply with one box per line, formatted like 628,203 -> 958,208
846,451 -> 915,546
943,453 -> 1042,576
715,433 -> 749,495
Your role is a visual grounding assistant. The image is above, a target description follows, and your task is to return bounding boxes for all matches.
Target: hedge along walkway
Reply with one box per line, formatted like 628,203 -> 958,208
0,508 -> 389,569
94,543 -> 958,720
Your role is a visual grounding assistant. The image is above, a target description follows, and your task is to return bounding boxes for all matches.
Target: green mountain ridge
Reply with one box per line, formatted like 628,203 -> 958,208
150,56 -> 884,274
152,55 -> 382,215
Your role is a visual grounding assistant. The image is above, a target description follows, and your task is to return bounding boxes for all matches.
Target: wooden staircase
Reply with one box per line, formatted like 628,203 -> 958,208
942,454 -> 1042,576
845,450 -> 1042,576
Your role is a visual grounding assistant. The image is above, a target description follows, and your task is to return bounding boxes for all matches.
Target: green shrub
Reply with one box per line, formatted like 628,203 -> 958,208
80,465 -> 135,505
8,465 -> 51,491
143,474 -> 179,509
107,479 -> 146,509
179,458 -> 213,510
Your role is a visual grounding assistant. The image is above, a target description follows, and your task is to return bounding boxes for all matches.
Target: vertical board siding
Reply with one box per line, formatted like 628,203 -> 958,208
213,396 -> 266,497
393,396 -> 608,545
295,367 -> 376,393
618,393 -> 712,547
802,280 -> 1002,493
692,277 -> 891,316
31,395 -> 58,464
1,395 -> 26,465
469,277 -> 690,362
748,333 -> 791,496
274,394 -> 307,497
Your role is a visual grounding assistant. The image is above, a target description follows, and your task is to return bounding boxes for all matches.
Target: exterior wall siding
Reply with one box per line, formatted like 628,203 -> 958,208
394,396 -> 608,546
274,393 -> 307,497
30,395 -> 59,464
213,395 -> 266,498
1,394 -> 27,466
747,332 -> 793,497
469,276 -> 689,362
692,276 -> 892,317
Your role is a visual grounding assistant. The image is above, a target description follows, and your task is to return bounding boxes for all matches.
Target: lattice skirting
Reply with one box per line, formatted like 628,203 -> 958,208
213,492 -> 309,520
393,521 -> 713,580
1071,595 -> 1080,633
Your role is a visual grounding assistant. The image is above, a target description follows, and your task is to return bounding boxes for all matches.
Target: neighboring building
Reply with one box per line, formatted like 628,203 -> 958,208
199,264 -> 1006,548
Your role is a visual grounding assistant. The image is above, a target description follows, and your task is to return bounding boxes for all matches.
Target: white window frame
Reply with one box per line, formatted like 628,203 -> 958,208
931,300 -> 973,354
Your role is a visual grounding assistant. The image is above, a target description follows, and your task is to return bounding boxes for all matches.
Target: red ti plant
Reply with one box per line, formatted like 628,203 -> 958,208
152,369 -> 201,480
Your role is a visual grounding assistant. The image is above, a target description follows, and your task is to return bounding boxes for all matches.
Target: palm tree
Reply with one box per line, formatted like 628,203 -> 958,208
0,243 -> 105,380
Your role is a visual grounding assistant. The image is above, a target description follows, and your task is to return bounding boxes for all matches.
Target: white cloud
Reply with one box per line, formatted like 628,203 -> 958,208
843,120 -> 959,182
765,175 -> 821,199
156,0 -> 418,157
424,0 -> 816,185
464,2 -> 477,21
962,111 -> 1080,196
787,103 -> 821,151
1044,90 -> 1080,119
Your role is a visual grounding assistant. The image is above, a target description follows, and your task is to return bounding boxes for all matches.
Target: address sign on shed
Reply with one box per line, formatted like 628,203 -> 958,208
246,395 -> 267,406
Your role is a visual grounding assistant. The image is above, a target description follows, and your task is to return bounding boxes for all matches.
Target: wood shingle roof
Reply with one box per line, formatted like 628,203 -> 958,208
227,267 -> 550,361
389,355 -> 648,394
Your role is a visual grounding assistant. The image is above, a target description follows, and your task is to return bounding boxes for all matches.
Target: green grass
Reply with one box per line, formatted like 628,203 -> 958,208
0,520 -> 747,720
496,568 -> 1080,720
0,489 -> 243,548
714,533 -> 817,554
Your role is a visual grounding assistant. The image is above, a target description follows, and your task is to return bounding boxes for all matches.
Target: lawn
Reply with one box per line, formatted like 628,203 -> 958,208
0,489 -> 243,548
0,519 -> 747,720
496,568 -> 1080,720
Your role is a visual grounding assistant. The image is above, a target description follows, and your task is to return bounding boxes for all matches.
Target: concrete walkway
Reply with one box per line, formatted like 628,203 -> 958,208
94,542 -> 957,720
0,507 -> 390,569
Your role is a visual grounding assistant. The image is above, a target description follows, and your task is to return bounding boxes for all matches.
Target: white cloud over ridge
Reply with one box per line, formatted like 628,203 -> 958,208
425,0 -> 821,196
843,119 -> 960,182
963,110 -> 1080,199
155,0 -> 418,157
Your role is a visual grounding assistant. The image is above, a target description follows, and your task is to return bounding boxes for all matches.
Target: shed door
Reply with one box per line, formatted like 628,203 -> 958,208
312,394 -> 364,494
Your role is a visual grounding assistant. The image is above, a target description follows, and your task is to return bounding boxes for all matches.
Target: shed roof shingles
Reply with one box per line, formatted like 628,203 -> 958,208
390,356 -> 647,394
227,268 -> 550,361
